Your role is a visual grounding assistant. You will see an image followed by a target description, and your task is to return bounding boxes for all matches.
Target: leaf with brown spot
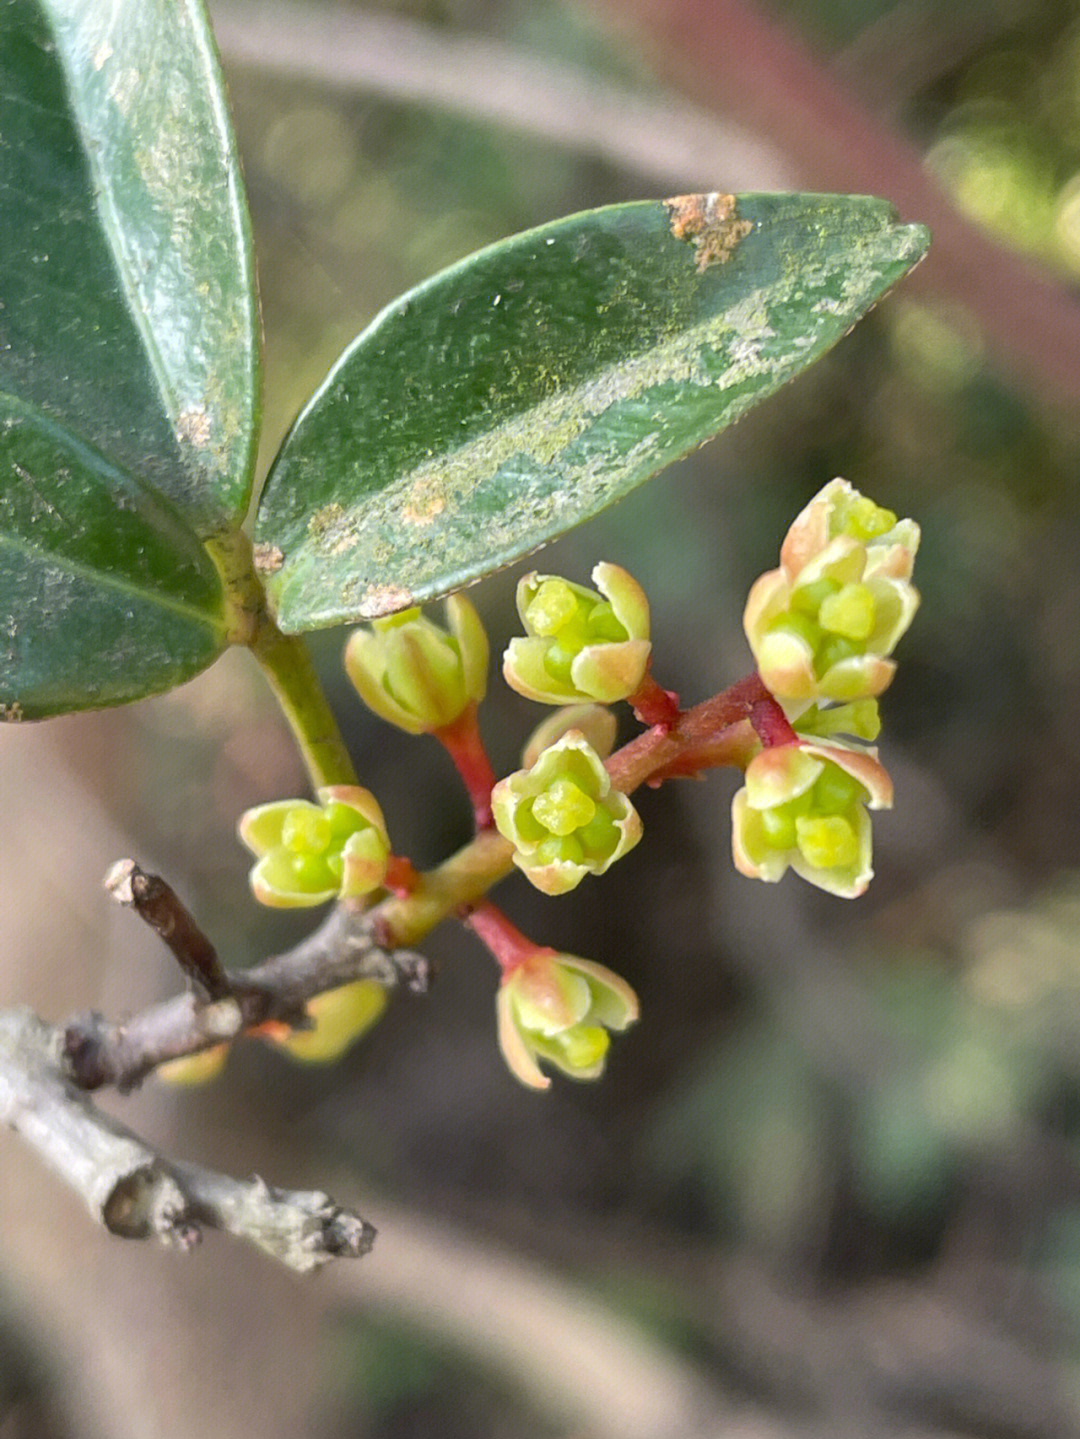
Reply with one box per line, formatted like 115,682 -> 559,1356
255,195 -> 928,633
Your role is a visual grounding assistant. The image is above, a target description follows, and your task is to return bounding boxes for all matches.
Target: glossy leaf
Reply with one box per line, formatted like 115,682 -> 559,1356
0,0 -> 260,535
0,395 -> 227,719
255,194 -> 929,632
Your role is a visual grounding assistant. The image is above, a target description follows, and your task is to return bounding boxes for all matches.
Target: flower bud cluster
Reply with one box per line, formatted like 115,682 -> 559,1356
732,740 -> 892,898
503,562 -> 651,705
239,785 -> 390,908
737,479 -> 919,897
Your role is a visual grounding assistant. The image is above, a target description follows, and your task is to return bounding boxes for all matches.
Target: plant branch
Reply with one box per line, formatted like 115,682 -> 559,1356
62,902 -> 428,1093
0,1009 -> 374,1271
248,608 -> 358,791
105,859 -> 232,1002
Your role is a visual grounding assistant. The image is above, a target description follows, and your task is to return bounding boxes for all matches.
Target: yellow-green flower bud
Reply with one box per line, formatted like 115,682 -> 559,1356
491,731 -> 642,894
274,979 -> 387,1063
496,951 -> 639,1089
732,741 -> 893,898
745,488 -> 919,707
503,563 -> 651,705
521,704 -> 618,770
239,785 -> 390,908
345,594 -> 489,735
780,478 -> 920,582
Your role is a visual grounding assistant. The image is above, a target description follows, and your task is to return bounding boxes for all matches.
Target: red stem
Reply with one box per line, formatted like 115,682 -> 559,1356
433,703 -> 497,830
464,901 -> 538,975
605,672 -> 788,794
383,855 -> 420,897
628,670 -> 681,729
750,692 -> 799,748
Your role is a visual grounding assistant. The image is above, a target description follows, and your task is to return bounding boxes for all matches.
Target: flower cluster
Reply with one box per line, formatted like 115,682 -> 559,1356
735,479 -> 919,897
230,481 -> 920,1096
239,785 -> 390,907
732,740 -> 892,898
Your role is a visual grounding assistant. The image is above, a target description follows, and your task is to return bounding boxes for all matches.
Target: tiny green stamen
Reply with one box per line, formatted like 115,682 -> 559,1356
536,834 -> 586,867
556,1024 -> 610,1068
587,600 -> 627,642
761,806 -> 798,849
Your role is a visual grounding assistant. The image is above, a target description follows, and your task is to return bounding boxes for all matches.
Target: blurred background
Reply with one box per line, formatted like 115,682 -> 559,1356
5,0 -> 1080,1435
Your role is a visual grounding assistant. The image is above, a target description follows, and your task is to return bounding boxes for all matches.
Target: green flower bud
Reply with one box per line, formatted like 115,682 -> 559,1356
745,485 -> 919,707
274,979 -> 387,1064
491,731 -> 642,894
345,594 -> 489,735
521,704 -> 618,769
503,563 -> 651,705
496,951 -> 639,1089
239,785 -> 390,908
780,478 -> 920,582
732,741 -> 893,898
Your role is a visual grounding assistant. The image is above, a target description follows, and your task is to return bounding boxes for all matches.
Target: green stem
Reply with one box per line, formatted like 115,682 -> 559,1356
249,611 -> 358,791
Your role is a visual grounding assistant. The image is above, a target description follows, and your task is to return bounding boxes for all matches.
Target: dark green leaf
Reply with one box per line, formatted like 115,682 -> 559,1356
0,395 -> 227,719
0,0 -> 260,535
255,194 -> 929,631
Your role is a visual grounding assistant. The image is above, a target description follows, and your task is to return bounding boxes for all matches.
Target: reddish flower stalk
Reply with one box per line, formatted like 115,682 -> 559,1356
383,855 -> 421,897
433,702 -> 498,830
464,901 -> 537,975
628,669 -> 681,730
749,691 -> 799,748
606,671 -> 779,794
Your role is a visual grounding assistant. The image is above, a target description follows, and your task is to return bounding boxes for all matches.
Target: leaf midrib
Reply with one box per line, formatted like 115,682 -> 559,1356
0,526 -> 224,631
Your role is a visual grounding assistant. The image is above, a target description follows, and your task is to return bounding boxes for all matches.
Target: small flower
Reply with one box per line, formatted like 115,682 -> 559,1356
521,703 -> 618,769
239,785 -> 390,908
780,477 -> 920,582
273,979 -> 388,1063
491,731 -> 642,894
745,488 -> 919,707
497,950 -> 639,1089
503,562 -> 651,705
345,594 -> 489,734
732,740 -> 892,898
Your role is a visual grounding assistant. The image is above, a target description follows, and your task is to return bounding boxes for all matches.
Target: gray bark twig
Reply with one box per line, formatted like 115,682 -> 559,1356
105,858 -> 232,1002
62,895 -> 429,1092
0,1009 -> 375,1271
